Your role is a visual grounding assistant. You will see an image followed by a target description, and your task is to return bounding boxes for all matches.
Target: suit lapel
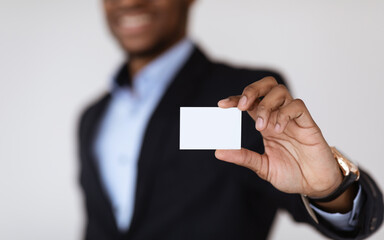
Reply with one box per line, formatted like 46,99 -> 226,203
82,64 -> 134,235
81,93 -> 121,234
83,48 -> 213,237
125,48 -> 213,236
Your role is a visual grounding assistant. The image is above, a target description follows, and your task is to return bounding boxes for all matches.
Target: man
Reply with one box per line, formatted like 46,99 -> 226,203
78,0 -> 383,239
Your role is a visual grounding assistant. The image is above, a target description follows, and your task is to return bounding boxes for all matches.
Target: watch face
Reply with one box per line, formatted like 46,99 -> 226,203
331,147 -> 360,180
346,160 -> 360,180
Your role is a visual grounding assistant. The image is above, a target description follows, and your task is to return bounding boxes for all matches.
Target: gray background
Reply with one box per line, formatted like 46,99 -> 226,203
1,0 -> 383,239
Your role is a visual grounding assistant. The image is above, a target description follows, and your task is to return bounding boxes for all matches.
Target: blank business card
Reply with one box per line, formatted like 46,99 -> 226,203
180,107 -> 241,150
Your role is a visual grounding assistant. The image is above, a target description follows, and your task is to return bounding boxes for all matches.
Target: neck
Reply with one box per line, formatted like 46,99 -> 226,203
127,35 -> 186,79
128,57 -> 153,79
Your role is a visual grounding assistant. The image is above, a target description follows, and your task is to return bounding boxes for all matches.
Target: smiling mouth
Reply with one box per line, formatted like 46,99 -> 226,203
117,14 -> 152,33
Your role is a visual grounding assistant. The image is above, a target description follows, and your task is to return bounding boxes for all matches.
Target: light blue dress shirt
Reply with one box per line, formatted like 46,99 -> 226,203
94,38 -> 362,232
95,39 -> 194,231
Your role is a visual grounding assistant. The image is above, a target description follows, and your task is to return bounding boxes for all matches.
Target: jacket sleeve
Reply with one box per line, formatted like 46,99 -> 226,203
277,169 -> 383,240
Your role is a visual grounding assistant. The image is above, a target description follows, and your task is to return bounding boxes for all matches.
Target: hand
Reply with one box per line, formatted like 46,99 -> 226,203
215,76 -> 343,198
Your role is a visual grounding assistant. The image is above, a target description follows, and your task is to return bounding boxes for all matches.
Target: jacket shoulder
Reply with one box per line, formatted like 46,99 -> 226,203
209,61 -> 287,87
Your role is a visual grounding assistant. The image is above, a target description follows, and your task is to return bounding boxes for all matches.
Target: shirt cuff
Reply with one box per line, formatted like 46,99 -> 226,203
310,184 -> 363,231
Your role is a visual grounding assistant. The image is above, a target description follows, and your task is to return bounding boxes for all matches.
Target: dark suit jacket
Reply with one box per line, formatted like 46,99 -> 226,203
78,47 -> 383,240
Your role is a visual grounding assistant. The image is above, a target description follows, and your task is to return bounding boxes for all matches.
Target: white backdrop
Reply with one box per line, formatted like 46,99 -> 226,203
0,0 -> 383,239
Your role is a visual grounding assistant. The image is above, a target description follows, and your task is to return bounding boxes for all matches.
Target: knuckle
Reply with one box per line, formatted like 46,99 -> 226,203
242,150 -> 254,167
265,76 -> 278,85
228,96 -> 238,101
277,109 -> 285,118
277,111 -> 290,122
275,84 -> 287,92
243,85 -> 256,95
257,104 -> 270,114
257,103 -> 266,110
294,98 -> 305,107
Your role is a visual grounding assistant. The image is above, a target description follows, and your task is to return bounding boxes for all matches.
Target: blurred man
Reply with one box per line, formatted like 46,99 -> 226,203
78,0 -> 383,239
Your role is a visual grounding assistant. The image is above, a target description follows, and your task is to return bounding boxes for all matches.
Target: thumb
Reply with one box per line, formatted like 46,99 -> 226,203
215,148 -> 269,180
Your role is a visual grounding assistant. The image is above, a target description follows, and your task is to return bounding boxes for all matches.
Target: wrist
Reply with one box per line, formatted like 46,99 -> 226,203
304,147 -> 360,213
312,182 -> 358,213
309,167 -> 344,199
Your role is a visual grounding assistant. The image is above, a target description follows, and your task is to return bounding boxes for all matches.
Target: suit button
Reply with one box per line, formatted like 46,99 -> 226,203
370,217 -> 377,231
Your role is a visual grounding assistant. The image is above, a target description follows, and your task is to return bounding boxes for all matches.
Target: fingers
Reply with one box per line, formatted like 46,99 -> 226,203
238,76 -> 278,111
252,84 -> 292,131
218,76 -> 278,110
274,99 -> 315,133
218,95 -> 241,108
218,76 -> 315,133
215,148 -> 269,180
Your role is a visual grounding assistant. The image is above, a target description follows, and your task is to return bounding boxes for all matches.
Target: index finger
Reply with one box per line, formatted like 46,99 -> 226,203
237,76 -> 278,111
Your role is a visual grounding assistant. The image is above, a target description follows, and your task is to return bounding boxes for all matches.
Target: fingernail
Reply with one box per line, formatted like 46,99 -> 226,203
275,123 -> 281,132
218,98 -> 229,107
239,96 -> 247,108
256,117 -> 264,130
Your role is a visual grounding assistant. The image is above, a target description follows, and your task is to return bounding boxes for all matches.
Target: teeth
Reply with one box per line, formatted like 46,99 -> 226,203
120,14 -> 151,29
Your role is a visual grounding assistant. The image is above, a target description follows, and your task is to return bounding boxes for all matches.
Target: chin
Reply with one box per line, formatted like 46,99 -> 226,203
120,37 -> 170,58
118,37 -> 150,53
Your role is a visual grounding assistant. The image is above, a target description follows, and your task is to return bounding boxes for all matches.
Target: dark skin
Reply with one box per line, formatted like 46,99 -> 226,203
103,0 -> 194,77
103,0 -> 357,214
216,78 -> 357,213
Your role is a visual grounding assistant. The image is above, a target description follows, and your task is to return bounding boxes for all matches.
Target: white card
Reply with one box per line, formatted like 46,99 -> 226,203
180,107 -> 242,150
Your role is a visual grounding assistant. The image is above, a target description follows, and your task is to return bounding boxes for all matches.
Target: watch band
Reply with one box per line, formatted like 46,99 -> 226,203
308,171 -> 359,202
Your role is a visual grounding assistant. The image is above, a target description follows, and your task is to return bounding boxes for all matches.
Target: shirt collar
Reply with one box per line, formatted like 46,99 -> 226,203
111,38 -> 194,98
